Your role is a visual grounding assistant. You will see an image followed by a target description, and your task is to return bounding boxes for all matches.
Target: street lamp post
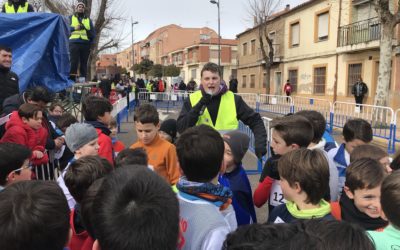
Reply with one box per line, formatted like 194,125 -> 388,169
210,0 -> 221,69
131,19 -> 139,80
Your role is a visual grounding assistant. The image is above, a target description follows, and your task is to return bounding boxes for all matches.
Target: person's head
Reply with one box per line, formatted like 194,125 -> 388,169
109,118 -> 118,138
223,223 -> 298,250
222,131 -> 250,169
91,166 -> 179,250
64,155 -> 112,204
114,148 -> 148,168
278,148 -> 329,205
49,102 -> 63,117
380,170 -> 400,229
159,119 -> 177,143
0,181 -> 70,250
350,144 -> 391,173
271,115 -> 313,155
200,62 -> 221,95
0,45 -> 12,69
296,110 -> 326,144
18,103 -> 43,130
344,158 -> 387,218
82,95 -> 113,125
283,219 -> 375,250
75,1 -> 85,13
389,151 -> 400,171
0,143 -> 32,187
56,113 -> 78,133
134,104 -> 160,145
26,86 -> 53,108
65,123 -> 99,158
343,119 -> 373,153
176,125 -> 224,183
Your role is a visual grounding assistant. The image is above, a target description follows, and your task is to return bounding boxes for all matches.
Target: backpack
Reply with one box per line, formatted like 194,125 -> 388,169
285,84 -> 292,93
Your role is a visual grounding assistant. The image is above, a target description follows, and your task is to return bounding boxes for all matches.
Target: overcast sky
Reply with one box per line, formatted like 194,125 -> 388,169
114,0 -> 308,51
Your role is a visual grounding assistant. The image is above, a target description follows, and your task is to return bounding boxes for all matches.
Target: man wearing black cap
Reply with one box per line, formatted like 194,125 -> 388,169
69,1 -> 96,81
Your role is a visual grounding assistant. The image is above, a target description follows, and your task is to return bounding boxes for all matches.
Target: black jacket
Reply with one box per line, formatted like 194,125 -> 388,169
0,68 -> 19,112
177,90 -> 267,157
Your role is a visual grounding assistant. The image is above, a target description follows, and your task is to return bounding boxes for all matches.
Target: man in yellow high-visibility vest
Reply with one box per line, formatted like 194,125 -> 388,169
177,62 -> 267,159
69,1 -> 95,81
1,0 -> 33,13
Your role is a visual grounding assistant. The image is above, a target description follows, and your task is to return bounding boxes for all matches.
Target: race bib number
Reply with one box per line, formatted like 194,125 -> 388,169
269,181 -> 286,207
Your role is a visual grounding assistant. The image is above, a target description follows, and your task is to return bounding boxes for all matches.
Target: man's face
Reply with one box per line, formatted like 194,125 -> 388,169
201,70 -> 220,95
135,122 -> 159,145
76,4 -> 85,13
0,50 -> 12,69
344,186 -> 382,219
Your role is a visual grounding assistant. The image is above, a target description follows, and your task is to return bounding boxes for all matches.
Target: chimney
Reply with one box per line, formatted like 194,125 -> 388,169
285,4 -> 290,11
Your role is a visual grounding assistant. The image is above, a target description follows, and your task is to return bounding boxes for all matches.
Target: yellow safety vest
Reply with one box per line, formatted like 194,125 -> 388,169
70,15 -> 90,41
4,2 -> 28,13
189,90 -> 238,133
146,83 -> 153,92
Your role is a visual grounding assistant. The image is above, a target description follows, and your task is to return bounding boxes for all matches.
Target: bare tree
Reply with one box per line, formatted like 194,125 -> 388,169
43,0 -> 125,79
247,0 -> 281,94
373,0 -> 398,106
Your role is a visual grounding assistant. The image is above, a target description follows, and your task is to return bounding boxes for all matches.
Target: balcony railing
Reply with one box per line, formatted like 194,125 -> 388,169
338,18 -> 381,47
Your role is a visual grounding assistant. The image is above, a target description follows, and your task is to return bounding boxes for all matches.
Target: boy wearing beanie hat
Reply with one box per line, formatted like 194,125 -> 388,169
218,131 -> 257,225
57,123 -> 99,209
159,119 -> 177,143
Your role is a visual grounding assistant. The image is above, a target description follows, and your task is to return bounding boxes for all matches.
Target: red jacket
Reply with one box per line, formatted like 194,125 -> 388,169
0,111 -> 48,165
69,209 -> 95,250
96,128 -> 114,165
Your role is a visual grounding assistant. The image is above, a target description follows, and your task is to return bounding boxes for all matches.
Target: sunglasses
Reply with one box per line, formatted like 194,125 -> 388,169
13,164 -> 33,174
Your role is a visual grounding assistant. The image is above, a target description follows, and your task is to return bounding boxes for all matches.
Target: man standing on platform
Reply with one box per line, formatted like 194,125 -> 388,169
0,46 -> 19,113
69,1 -> 95,81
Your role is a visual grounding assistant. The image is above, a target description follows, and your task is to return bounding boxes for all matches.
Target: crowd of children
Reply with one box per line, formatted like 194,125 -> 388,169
0,84 -> 400,249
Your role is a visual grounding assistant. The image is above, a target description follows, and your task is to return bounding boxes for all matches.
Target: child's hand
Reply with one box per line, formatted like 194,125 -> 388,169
33,150 -> 44,159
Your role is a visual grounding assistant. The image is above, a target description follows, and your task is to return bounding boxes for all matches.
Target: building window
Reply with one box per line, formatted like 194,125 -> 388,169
263,73 -> 267,88
313,66 -> 326,94
316,11 -> 329,41
250,74 -> 255,88
191,69 -> 197,79
243,43 -> 248,56
348,63 -> 362,95
242,75 -> 247,88
288,69 -> 298,93
251,40 -> 256,55
290,22 -> 300,47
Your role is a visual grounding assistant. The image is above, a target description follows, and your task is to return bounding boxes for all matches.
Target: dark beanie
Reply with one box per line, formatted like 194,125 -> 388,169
159,119 -> 177,139
223,131 -> 250,164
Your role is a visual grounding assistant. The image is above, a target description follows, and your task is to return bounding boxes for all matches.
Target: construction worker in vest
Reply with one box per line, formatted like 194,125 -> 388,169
2,0 -> 34,13
177,62 -> 267,159
69,1 -> 95,81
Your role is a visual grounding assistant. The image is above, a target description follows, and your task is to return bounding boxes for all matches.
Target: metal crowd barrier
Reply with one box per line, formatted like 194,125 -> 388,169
292,96 -> 333,131
390,109 -> 400,153
136,91 -> 193,113
332,101 -> 394,152
236,93 -> 259,111
258,94 -> 294,115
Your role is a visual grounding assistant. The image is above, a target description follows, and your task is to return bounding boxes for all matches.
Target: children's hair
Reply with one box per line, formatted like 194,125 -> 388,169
0,181 -> 70,250
223,223 -> 297,250
0,143 -> 32,186
201,62 -> 220,77
283,219 -> 375,250
350,144 -> 388,163
81,178 -> 105,239
115,148 -> 148,167
133,103 -> 159,125
56,113 -> 78,131
82,95 -> 113,121
272,115 -> 314,147
389,151 -> 400,171
49,102 -> 63,112
91,166 -> 179,250
109,117 -> 117,128
278,148 -> 329,205
64,155 -> 113,203
345,158 -> 386,193
176,125 -> 224,182
343,119 -> 373,143
380,170 -> 400,228
26,86 -> 53,104
296,110 -> 326,143
18,103 -> 42,120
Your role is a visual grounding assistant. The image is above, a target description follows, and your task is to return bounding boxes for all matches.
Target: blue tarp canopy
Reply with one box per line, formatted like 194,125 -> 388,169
0,13 -> 73,92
